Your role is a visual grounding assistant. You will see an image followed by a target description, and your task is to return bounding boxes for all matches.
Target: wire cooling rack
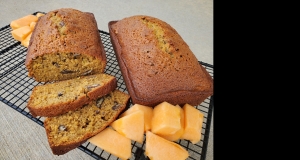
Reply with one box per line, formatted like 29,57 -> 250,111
0,11 -> 214,160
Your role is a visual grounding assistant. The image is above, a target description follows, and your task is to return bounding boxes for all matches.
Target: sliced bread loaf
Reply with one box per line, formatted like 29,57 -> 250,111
44,89 -> 130,155
25,8 -> 107,82
27,73 -> 117,117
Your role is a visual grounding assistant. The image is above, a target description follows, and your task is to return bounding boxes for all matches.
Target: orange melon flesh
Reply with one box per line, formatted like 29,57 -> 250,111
36,13 -> 45,18
88,127 -> 131,160
145,131 -> 189,160
10,15 -> 38,30
198,110 -> 204,141
11,26 -> 32,42
159,105 -> 184,142
110,111 -> 144,144
151,101 -> 181,135
29,22 -> 36,31
21,33 -> 32,47
180,104 -> 202,144
120,104 -> 153,132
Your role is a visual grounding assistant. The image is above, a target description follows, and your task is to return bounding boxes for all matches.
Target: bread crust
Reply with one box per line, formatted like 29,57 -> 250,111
108,16 -> 213,107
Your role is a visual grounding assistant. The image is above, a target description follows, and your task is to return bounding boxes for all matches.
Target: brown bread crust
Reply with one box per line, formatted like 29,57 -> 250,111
108,15 -> 213,107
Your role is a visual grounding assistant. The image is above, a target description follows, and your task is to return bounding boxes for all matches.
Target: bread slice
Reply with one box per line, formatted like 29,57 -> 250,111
44,89 -> 130,155
27,73 -> 117,117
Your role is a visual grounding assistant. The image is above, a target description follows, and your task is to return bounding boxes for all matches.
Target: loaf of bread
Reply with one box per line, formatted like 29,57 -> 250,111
44,90 -> 130,155
25,8 -> 107,82
27,73 -> 117,117
108,15 -> 213,107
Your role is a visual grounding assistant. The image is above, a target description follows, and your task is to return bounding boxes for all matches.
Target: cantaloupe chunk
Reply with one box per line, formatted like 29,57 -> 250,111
11,26 -> 32,42
159,105 -> 184,142
120,104 -> 153,132
145,131 -> 189,160
29,22 -> 36,31
88,127 -> 131,160
180,104 -> 203,144
110,111 -> 144,143
10,15 -> 38,30
21,33 -> 32,48
151,101 -> 181,135
36,13 -> 45,18
198,111 -> 204,136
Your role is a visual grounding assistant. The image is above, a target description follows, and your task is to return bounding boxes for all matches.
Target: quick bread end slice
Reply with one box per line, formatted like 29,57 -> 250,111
44,89 -> 130,155
27,73 -> 117,117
